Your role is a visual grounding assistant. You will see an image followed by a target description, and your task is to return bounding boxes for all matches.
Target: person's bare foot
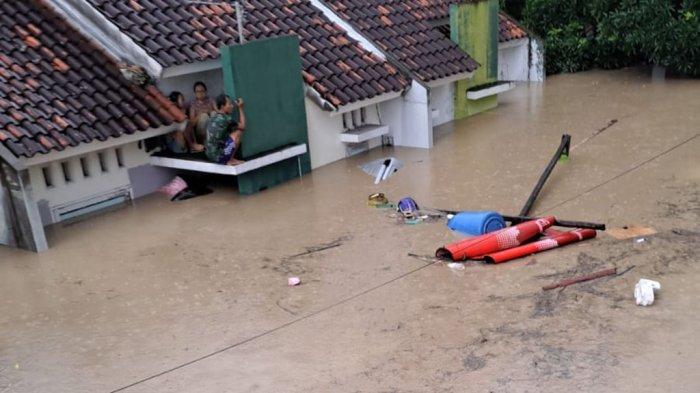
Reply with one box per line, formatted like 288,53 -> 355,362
190,143 -> 205,153
227,158 -> 245,166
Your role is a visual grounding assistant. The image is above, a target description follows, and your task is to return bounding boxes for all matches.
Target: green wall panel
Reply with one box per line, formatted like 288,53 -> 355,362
451,0 -> 499,119
220,36 -> 311,195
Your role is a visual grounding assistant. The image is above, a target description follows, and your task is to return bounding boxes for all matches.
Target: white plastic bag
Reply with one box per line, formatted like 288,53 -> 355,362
634,279 -> 661,306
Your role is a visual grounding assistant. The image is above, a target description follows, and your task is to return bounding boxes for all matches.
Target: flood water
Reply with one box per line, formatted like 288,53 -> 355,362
0,68 -> 698,392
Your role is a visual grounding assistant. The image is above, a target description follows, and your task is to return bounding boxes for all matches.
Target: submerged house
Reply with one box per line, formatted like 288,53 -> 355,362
0,0 -> 185,252
1,0 -> 541,252
52,0 -> 412,169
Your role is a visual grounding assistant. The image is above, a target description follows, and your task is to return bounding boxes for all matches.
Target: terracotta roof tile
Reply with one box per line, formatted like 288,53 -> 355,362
411,1 -> 528,42
85,0 -> 409,107
497,12 -> 528,42
0,0 -> 185,159
322,0 -> 480,83
321,1 -> 529,82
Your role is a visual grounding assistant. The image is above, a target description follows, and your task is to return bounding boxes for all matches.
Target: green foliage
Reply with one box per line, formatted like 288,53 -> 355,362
500,0 -> 527,19
522,0 -> 582,36
520,0 -> 700,75
601,0 -> 700,75
544,22 -> 594,74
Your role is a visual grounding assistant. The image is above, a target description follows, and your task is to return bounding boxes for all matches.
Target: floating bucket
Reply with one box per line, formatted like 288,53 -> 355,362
447,211 -> 506,236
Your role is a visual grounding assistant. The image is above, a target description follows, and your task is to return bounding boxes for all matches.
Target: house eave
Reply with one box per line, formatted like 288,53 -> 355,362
23,122 -> 184,168
498,38 -> 529,50
424,71 -> 475,88
332,90 -> 403,116
0,143 -> 25,171
48,0 -> 164,77
161,59 -> 222,79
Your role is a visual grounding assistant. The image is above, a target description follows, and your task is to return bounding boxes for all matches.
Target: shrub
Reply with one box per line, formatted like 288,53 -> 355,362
544,22 -> 594,74
521,0 -> 700,76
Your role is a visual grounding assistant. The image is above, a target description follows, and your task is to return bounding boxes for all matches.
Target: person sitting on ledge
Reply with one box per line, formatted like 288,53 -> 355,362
164,91 -> 189,153
205,94 -> 246,166
186,81 -> 216,152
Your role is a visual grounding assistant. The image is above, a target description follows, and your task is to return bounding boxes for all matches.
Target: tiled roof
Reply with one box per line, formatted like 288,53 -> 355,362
85,0 -> 409,107
322,0 -> 480,83
413,1 -> 528,43
497,13 -> 528,43
0,0 -> 185,159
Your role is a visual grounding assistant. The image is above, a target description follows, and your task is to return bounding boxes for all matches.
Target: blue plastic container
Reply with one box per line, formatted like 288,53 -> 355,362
447,211 -> 506,236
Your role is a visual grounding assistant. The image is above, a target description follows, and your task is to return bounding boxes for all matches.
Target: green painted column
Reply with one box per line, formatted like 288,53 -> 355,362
451,0 -> 499,119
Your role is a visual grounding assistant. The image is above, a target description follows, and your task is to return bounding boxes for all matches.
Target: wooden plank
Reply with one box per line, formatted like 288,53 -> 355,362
149,144 -> 307,176
606,225 -> 657,240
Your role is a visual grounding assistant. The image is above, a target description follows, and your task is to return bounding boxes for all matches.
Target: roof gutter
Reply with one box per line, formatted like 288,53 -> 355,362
304,85 -> 337,112
425,71 -> 475,88
47,0 -> 164,77
0,143 -> 25,171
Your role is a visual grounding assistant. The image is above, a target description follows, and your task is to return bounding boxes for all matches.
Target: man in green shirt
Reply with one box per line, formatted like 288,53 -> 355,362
205,94 -> 246,165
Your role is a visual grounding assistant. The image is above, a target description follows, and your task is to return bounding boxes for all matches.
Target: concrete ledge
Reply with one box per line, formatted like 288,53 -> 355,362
149,144 -> 307,176
467,82 -> 515,100
340,125 -> 390,143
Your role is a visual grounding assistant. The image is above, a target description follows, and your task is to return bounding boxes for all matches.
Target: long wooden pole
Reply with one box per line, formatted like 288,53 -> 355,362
542,267 -> 617,291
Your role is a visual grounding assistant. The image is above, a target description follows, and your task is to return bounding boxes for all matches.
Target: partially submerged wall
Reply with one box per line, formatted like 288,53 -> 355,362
451,0 -> 499,119
0,162 -> 47,252
221,37 -> 311,194
498,39 -> 530,81
28,142 -> 151,225
430,83 -> 456,127
394,82 -> 432,149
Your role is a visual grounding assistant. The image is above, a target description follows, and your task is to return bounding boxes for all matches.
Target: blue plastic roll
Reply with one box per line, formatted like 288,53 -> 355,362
447,211 -> 506,236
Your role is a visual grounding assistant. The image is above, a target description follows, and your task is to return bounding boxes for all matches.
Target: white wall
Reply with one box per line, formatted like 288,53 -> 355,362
498,39 -> 530,81
379,96 -> 403,146
306,98 -> 387,169
529,37 -> 545,82
429,82 -> 455,127
306,97 -> 345,169
28,142 -> 151,224
394,82 -> 432,149
158,68 -> 225,104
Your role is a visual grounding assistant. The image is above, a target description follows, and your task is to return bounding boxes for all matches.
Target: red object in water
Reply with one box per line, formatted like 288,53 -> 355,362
482,228 -> 597,264
436,217 -> 556,261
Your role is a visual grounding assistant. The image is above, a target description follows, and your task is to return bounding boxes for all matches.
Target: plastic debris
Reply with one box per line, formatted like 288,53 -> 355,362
635,238 -> 646,243
288,277 -> 301,286
447,211 -> 506,236
367,193 -> 389,206
397,197 -> 419,219
437,217 -> 556,261
158,176 -> 188,198
447,263 -> 465,271
360,157 -> 403,184
635,279 -> 661,306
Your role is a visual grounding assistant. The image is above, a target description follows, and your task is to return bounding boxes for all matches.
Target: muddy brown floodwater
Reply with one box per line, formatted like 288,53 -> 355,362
1,68 -> 699,392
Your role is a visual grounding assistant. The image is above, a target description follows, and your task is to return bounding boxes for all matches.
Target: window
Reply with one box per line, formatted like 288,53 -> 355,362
115,148 -> 125,168
98,152 -> 108,173
41,166 -> 53,188
80,157 -> 90,178
61,161 -> 72,183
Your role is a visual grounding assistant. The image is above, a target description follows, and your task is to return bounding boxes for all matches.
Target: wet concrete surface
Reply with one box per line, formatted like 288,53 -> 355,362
1,68 -> 699,392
